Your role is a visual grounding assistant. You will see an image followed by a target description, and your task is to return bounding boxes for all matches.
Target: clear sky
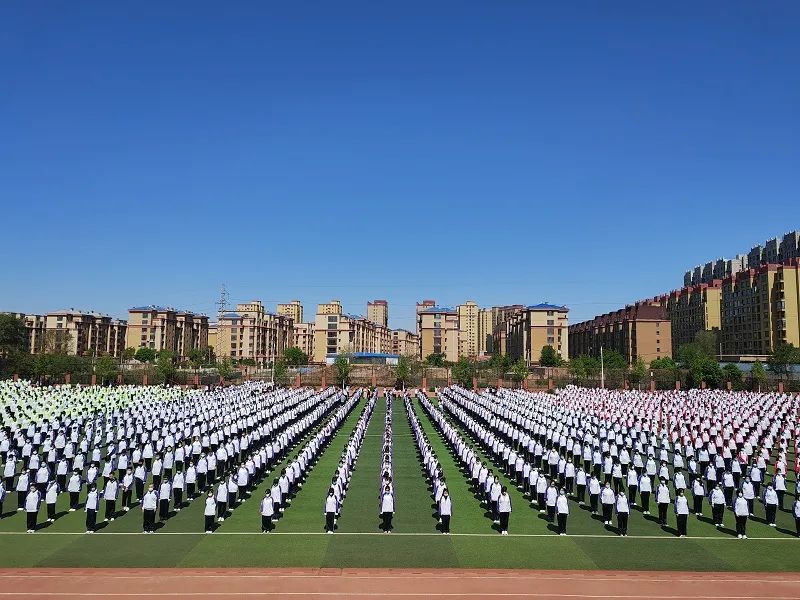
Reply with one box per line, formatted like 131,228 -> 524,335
2,1 -> 798,331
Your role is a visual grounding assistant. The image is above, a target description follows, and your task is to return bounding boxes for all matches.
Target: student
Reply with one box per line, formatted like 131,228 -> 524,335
741,476 -> 755,516
555,488 -> 569,536
67,470 -> 82,511
638,473 -> 652,515
85,484 -> 99,534
773,472 -> 787,510
324,488 -> 338,534
763,484 -> 779,527
792,496 -> 800,537
380,485 -> 394,533
616,491 -> 630,536
692,477 -> 705,516
215,480 -> 228,522
0,480 -> 5,517
121,468 -> 134,512
203,490 -> 215,533
588,474 -> 601,515
600,482 -> 615,525
172,470 -> 185,511
674,489 -> 689,537
261,489 -> 275,533
16,471 -> 30,510
710,484 -> 726,528
24,485 -> 41,533
734,490 -> 749,539
439,488 -> 452,534
142,485 -> 158,534
45,479 -> 59,523
158,478 -> 171,521
103,474 -> 118,522
545,481 -> 558,522
656,478 -> 671,525
497,486 -> 512,535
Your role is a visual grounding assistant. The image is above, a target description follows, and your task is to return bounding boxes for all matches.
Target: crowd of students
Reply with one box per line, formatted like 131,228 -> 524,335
379,394 -> 395,533
438,385 -> 800,538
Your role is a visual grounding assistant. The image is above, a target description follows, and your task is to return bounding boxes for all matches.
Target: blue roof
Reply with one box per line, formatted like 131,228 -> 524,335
326,352 -> 400,359
421,306 -> 456,314
528,303 -> 568,311
221,312 -> 242,318
130,305 -> 172,312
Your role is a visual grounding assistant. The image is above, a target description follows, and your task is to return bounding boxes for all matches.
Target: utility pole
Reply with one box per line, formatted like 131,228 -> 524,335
215,284 -> 230,318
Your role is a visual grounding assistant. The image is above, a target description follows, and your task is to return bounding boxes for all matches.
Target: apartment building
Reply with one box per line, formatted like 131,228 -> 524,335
277,300 -> 303,324
312,301 -> 394,361
505,304 -> 569,365
418,306 -> 459,363
660,281 -> 722,357
391,329 -> 420,357
125,306 -> 208,359
569,302 -> 670,365
293,322 -> 315,362
720,259 -> 800,358
42,310 -> 128,358
215,300 -> 292,365
457,301 -> 479,358
480,304 -> 524,356
367,300 -> 389,328
1,312 -> 47,354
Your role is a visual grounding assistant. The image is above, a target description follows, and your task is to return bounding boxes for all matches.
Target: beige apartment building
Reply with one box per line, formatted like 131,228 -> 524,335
505,304 -> 569,365
659,281 -> 722,357
367,300 -> 389,328
418,305 -> 459,363
215,300 -> 293,365
457,301 -> 479,358
293,322 -> 315,362
720,259 -> 800,358
277,300 -> 303,324
391,329 -> 420,357
125,306 -> 208,359
481,304 -> 524,356
2,312 -> 47,354
569,302 -> 670,365
312,300 -> 397,361
44,310 -> 128,358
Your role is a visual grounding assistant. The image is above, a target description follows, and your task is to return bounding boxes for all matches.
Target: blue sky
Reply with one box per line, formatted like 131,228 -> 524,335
2,1 -> 798,331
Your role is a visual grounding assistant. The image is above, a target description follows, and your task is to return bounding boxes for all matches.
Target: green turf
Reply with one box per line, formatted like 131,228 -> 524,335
1,393 -> 800,570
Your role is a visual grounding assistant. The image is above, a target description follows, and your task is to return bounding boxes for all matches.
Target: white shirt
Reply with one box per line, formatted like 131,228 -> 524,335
381,493 -> 394,513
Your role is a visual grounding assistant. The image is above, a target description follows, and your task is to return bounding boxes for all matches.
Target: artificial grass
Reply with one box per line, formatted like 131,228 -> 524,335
1,394 -> 799,571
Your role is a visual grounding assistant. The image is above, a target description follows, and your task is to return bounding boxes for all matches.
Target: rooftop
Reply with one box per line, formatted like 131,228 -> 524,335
527,303 -> 568,311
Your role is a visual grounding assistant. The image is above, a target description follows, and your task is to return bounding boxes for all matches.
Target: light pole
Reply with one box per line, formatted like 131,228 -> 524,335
600,346 -> 605,389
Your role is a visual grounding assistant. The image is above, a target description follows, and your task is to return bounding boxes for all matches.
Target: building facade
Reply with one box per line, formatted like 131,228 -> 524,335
505,304 -> 569,365
214,301 -> 292,365
391,329 -> 420,357
569,302 -> 671,365
312,301 -> 394,361
277,300 -> 303,325
367,299 -> 389,328
660,281 -> 722,357
125,306 -> 208,359
418,306 -> 459,363
293,322 -> 315,362
457,301 -> 479,358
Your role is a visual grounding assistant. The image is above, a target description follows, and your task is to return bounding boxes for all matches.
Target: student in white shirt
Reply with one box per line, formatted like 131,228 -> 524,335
615,491 -> 630,536
734,490 -> 749,539
260,489 -> 275,533
792,497 -> 800,537
45,479 -> 59,523
103,475 -> 118,522
763,484 -> 779,527
85,485 -> 99,533
497,487 -> 512,535
674,488 -> 689,537
67,470 -> 81,511
324,488 -> 338,534
215,480 -> 228,522
656,479 -> 671,526
203,491 -> 216,533
709,484 -> 726,527
439,488 -> 452,534
600,482 -> 615,525
380,485 -> 394,533
141,485 -> 158,534
24,485 -> 40,533
555,488 -> 569,535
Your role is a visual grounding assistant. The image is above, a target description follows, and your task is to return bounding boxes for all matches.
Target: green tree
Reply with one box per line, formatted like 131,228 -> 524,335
273,358 -> 289,385
424,353 -> 447,367
94,354 -> 118,385
539,345 -> 563,367
0,314 -> 27,357
239,358 -> 257,367
395,355 -> 413,388
569,355 -> 601,379
43,329 -> 73,354
155,350 -> 176,383
750,360 -> 767,391
284,347 -> 309,367
334,353 -> 352,388
123,347 -> 137,361
722,363 -> 742,386
217,359 -> 235,380
630,357 -> 648,385
451,357 -> 476,388
694,330 -> 719,359
510,359 -> 528,388
767,343 -> 799,379
650,356 -> 677,371
187,347 -> 204,369
134,347 -> 156,363
488,353 -> 511,376
602,349 -> 627,370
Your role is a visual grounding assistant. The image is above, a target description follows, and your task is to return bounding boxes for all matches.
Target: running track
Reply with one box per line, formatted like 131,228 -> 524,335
2,569 -> 800,599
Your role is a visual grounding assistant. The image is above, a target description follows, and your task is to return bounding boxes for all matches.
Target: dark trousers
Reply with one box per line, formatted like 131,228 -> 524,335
693,495 -> 703,514
658,503 -> 668,524
576,484 -> 586,503
262,515 -> 273,532
381,511 -> 393,532
26,511 -> 37,530
198,473 -> 207,490
589,494 -> 599,513
187,483 -> 196,498
795,517 -> 800,536
676,514 -> 688,536
105,499 -> 116,520
441,514 -> 450,533
122,490 -> 132,509
499,511 -> 509,532
735,515 -> 747,536
174,489 -> 183,508
86,509 -> 97,531
557,513 -> 567,534
205,514 -> 214,532
47,503 -> 56,520
70,491 -> 79,509
602,504 -> 613,522
325,512 -> 335,532
627,485 -> 637,504
159,498 -> 169,520
712,503 -> 725,525
640,491 -> 650,512
217,501 -> 227,519
143,509 -> 156,532
765,504 -> 777,525
135,478 -> 145,500
617,512 -> 628,535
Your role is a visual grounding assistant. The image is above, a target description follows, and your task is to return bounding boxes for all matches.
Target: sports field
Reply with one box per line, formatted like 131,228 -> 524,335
1,393 -> 799,571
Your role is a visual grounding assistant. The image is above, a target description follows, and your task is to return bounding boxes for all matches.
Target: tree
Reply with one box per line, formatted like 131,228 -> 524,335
750,360 -> 767,391
569,355 -> 601,379
510,359 -> 528,388
134,347 -> 156,363
187,347 -> 204,369
722,363 -> 742,386
602,349 -> 627,370
273,358 -> 289,385
451,357 -> 476,388
688,354 -> 723,388
539,345 -> 563,367
217,359 -> 235,380
284,347 -> 309,367
487,353 -> 511,376
239,358 -> 257,367
94,354 -> 118,385
155,350 -> 176,383
123,347 -> 137,361
395,355 -> 413,388
334,353 -> 352,388
43,329 -> 73,354
650,356 -> 677,371
0,314 -> 27,357
424,353 -> 447,367
630,357 -> 648,385
767,343 -> 799,379
694,330 -> 719,359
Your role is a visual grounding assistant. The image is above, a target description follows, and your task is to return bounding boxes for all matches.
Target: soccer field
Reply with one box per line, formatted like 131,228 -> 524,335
1,393 -> 799,571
